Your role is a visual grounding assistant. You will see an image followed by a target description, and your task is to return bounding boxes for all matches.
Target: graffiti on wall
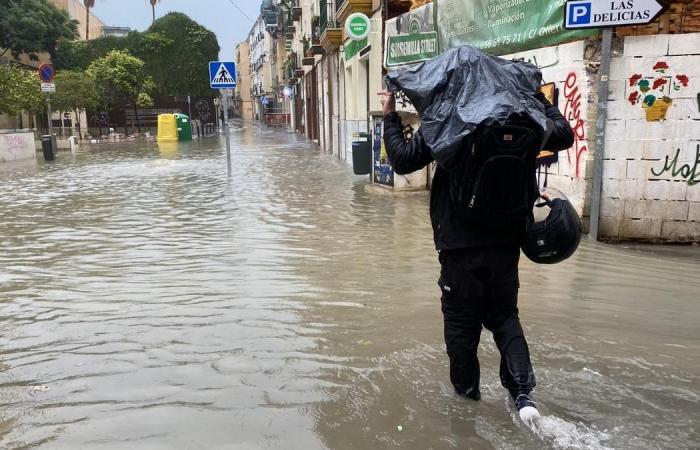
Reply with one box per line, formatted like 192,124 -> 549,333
627,61 -> 689,122
0,133 -> 35,163
563,72 -> 587,178
651,144 -> 700,186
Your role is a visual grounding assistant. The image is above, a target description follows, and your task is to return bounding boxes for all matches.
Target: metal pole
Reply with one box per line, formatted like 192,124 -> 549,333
589,28 -> 613,241
222,90 -> 232,177
46,95 -> 54,140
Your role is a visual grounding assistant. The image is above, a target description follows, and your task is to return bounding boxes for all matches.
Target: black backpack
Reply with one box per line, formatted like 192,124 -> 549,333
448,115 -> 544,230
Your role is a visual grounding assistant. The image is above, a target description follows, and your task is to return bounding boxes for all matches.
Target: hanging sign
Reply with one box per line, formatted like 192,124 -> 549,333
385,3 -> 438,68
346,13 -> 371,41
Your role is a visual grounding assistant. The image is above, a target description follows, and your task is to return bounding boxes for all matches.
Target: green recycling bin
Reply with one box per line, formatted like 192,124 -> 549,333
175,114 -> 192,141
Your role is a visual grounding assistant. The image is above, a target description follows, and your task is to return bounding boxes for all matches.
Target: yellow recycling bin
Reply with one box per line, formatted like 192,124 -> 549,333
157,114 -> 178,143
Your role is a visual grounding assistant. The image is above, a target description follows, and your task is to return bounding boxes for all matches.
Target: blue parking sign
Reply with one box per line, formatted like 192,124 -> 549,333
567,2 -> 591,26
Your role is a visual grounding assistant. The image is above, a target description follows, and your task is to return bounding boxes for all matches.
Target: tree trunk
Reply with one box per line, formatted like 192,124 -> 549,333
85,7 -> 90,40
74,109 -> 81,140
134,105 -> 141,133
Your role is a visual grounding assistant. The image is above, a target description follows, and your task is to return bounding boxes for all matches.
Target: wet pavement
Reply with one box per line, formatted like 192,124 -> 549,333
1,127 -> 699,449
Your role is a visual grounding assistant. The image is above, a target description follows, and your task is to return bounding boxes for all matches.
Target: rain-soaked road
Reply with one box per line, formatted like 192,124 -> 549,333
1,127 -> 699,449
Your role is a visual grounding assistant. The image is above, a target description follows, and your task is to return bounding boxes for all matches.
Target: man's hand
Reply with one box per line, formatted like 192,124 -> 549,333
378,90 -> 396,116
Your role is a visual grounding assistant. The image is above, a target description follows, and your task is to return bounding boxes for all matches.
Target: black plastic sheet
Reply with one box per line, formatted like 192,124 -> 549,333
384,45 -> 552,167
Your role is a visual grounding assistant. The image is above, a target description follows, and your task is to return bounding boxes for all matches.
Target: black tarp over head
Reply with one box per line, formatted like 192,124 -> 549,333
384,45 -> 552,167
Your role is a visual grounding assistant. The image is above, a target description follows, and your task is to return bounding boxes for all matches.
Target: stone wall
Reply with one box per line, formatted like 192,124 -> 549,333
603,33 -> 700,241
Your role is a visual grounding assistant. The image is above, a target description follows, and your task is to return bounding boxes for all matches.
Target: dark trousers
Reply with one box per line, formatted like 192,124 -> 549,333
438,245 -> 535,401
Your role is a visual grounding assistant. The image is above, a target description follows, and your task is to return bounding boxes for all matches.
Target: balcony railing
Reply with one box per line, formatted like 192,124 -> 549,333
319,0 -> 342,53
320,0 -> 340,35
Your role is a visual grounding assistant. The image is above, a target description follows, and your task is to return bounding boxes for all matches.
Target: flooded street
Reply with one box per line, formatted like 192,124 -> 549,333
1,127 -> 699,449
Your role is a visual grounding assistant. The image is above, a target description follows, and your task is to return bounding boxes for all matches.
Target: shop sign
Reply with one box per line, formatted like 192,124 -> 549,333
435,0 -> 596,56
385,3 -> 438,67
346,13 -> 371,41
344,37 -> 368,60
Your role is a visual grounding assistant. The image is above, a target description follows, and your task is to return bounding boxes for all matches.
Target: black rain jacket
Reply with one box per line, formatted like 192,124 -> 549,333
383,97 -> 575,250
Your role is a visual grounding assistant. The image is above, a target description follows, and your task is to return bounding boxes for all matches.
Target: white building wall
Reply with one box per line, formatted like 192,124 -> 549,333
603,33 -> 700,241
503,40 -> 593,217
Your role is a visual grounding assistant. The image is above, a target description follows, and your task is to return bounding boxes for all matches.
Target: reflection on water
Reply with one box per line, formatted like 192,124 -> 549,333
0,128 -> 698,449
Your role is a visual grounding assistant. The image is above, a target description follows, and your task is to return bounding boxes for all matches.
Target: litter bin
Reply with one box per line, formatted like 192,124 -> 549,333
157,114 -> 178,143
175,114 -> 193,141
41,135 -> 55,161
352,132 -> 372,175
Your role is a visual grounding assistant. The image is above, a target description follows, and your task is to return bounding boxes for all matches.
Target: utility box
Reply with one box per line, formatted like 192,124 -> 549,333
175,114 -> 193,141
352,132 -> 372,175
157,114 -> 178,143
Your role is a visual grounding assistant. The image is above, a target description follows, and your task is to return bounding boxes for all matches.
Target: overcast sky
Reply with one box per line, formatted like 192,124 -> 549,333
90,0 -> 261,60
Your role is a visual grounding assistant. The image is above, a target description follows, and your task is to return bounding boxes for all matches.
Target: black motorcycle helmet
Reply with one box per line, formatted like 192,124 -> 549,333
522,189 -> 582,264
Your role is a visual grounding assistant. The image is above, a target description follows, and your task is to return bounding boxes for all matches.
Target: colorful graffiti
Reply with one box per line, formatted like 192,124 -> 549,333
651,144 -> 700,186
627,61 -> 689,122
563,72 -> 587,178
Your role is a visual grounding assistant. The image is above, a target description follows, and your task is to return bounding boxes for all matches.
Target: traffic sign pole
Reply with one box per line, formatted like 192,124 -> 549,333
46,94 -> 54,144
209,61 -> 236,178
222,90 -> 232,178
589,28 -> 613,241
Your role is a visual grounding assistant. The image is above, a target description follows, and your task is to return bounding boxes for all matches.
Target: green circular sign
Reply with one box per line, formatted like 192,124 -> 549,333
345,13 -> 370,41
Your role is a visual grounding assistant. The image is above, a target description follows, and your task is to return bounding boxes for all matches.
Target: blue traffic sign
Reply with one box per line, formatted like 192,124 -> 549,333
567,2 -> 591,27
209,61 -> 237,89
38,63 -> 55,82
565,0 -> 665,29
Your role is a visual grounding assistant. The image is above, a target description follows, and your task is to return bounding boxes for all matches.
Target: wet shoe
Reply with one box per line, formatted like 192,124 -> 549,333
455,387 -> 481,401
515,394 -> 540,422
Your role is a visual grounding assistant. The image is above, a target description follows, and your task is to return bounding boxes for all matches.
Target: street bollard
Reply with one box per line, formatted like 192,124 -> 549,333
41,135 -> 55,161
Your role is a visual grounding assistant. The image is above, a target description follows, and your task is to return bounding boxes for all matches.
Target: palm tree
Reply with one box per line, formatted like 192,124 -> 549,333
150,0 -> 161,23
83,0 -> 95,40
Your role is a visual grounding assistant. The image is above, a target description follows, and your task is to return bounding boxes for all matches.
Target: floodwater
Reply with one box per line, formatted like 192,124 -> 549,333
1,127 -> 698,449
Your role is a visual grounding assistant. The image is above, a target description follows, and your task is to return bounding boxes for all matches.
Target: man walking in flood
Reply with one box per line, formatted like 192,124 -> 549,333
378,67 -> 574,421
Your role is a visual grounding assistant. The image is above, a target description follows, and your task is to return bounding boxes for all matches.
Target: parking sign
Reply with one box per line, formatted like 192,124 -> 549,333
567,2 -> 591,27
565,0 -> 666,29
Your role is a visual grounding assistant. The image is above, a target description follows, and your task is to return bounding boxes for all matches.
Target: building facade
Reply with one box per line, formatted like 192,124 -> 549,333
235,42 -> 254,121
247,13 -> 274,121
235,0 -> 700,242
49,0 -> 105,41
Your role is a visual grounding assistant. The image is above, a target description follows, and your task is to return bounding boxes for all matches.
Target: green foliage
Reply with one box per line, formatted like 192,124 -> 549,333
55,12 -> 219,99
0,64 -> 44,115
86,50 -> 154,109
0,0 -> 79,61
145,12 -> 220,98
136,92 -> 154,109
52,70 -> 102,113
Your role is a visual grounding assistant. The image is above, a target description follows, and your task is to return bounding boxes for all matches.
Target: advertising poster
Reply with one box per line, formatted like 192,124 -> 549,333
435,0 -> 597,56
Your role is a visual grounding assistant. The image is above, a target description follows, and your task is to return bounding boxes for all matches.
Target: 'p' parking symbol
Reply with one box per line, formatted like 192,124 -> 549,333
568,2 -> 591,25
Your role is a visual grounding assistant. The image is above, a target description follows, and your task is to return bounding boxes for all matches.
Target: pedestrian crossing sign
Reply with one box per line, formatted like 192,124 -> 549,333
209,61 -> 237,89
